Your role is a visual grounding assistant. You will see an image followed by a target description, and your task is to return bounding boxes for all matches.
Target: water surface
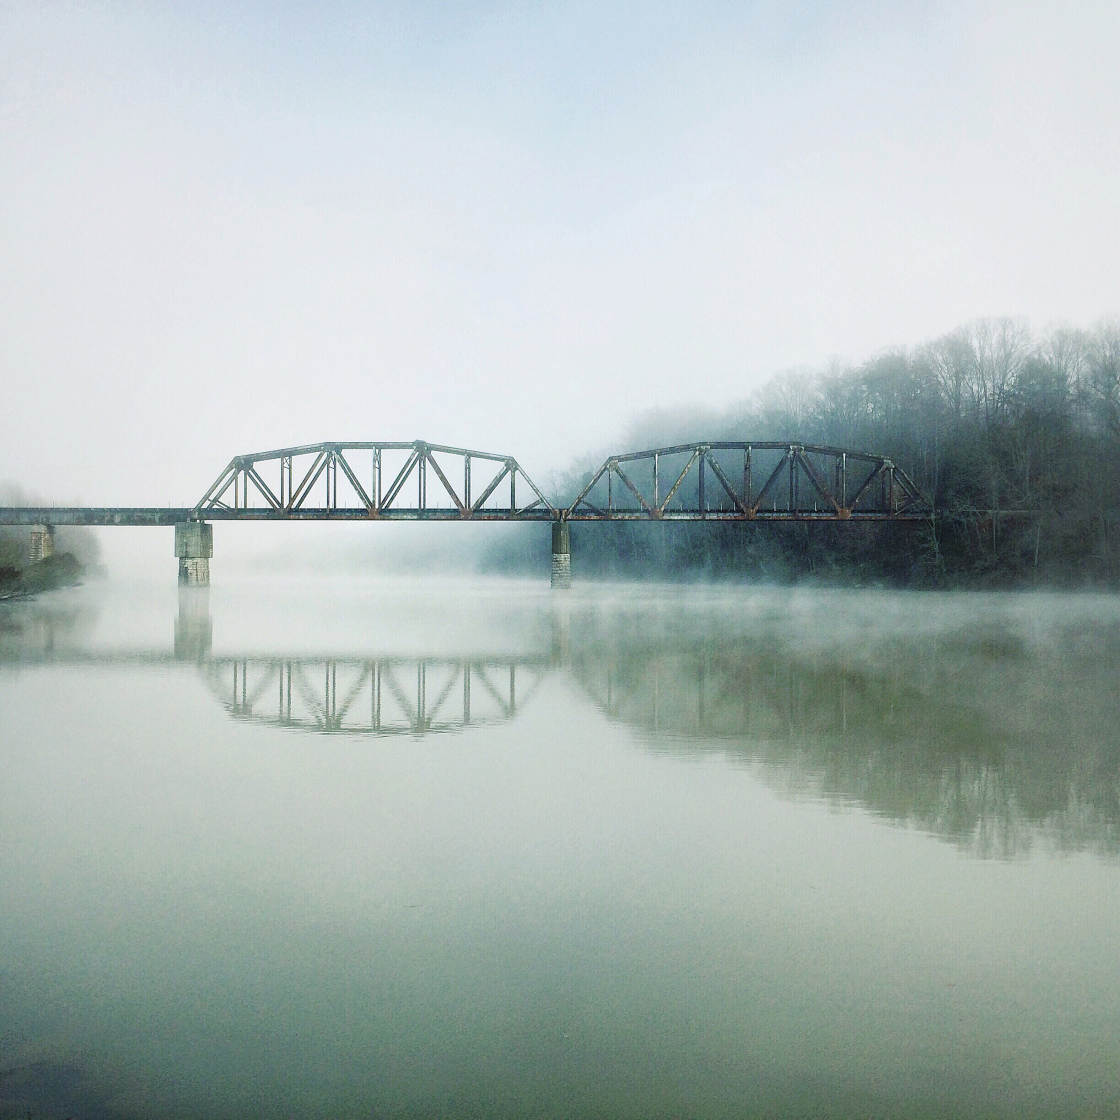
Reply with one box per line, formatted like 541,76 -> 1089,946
2,578 -> 1118,1118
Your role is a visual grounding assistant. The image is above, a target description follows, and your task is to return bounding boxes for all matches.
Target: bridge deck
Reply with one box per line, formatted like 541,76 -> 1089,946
0,506 -> 931,525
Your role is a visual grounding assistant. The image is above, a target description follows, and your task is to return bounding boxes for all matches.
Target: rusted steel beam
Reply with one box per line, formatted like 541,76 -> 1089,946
333,451 -> 375,512
705,455 -> 750,516
612,462 -> 657,517
848,460 -> 888,513
751,451 -> 792,514
562,509 -> 930,521
792,448 -> 843,516
245,465 -> 282,510
469,462 -> 511,514
288,450 -> 329,510
656,447 -> 702,514
196,459 -> 238,510
378,449 -> 421,510
424,450 -> 466,515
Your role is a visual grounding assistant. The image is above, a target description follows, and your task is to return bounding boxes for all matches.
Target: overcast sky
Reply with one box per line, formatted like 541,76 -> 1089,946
2,0 -> 1118,505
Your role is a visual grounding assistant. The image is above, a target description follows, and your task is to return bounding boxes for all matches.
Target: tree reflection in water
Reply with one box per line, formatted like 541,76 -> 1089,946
564,599 -> 1120,861
2,586 -> 1117,861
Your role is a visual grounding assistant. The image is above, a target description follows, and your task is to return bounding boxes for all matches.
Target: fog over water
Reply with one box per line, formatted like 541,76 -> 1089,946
1,576 -> 1118,1118
5,4 -> 1119,1111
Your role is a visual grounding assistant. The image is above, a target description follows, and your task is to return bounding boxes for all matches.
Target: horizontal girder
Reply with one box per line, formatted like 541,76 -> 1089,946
0,507 -> 193,526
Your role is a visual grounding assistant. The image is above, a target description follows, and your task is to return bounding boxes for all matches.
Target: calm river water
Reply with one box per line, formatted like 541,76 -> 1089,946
1,577 -> 1119,1119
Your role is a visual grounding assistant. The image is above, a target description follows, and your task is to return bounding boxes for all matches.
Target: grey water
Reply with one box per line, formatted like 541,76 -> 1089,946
1,577 -> 1119,1119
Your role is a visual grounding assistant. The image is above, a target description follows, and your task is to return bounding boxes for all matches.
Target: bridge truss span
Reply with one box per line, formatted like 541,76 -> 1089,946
565,441 -> 931,521
194,440 -> 557,521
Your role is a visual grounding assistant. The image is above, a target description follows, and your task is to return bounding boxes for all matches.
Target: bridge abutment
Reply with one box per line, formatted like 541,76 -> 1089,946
551,521 -> 571,589
175,522 -> 213,586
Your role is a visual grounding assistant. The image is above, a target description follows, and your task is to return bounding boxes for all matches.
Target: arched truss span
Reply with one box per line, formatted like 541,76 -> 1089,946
565,442 -> 930,520
194,441 -> 557,520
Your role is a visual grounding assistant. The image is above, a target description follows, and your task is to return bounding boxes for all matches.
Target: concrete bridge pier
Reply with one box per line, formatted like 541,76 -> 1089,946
30,524 -> 54,562
551,521 -> 571,589
175,521 -> 213,586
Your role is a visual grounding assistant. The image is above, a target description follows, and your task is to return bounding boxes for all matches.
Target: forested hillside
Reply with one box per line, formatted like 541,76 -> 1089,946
504,319 -> 1120,586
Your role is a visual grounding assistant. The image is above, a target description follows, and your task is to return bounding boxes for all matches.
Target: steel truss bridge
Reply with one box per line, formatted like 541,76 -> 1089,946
0,438 -> 930,525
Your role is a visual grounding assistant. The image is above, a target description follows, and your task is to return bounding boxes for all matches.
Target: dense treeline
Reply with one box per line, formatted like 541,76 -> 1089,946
519,318 -> 1120,586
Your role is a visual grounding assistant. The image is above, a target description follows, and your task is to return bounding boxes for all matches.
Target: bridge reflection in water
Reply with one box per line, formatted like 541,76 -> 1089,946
206,656 -> 543,736
3,586 -> 1118,862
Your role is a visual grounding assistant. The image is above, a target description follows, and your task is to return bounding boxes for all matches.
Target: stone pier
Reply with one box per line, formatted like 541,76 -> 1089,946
29,524 -> 54,563
174,521 -> 213,586
550,520 -> 571,589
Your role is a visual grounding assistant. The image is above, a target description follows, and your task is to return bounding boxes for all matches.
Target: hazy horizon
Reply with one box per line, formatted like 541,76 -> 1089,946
3,1 -> 1119,509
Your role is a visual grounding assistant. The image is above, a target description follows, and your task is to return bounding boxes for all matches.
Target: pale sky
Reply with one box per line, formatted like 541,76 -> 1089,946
3,0 -> 1118,506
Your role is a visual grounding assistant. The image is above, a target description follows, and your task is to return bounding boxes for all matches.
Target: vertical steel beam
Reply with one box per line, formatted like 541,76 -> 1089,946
653,452 -> 660,507
743,446 -> 751,507
698,451 -> 706,515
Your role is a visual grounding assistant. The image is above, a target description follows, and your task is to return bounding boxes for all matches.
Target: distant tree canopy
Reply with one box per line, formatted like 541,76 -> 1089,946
495,318 -> 1120,586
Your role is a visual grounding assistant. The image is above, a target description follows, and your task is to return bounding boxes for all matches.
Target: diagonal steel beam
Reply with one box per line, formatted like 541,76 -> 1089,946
704,455 -> 750,516
657,448 -> 701,515
849,461 -> 887,512
792,448 -> 842,515
288,451 -> 330,510
613,462 -> 657,517
424,450 -> 466,515
245,465 -> 282,510
379,449 -> 421,510
196,460 -> 239,511
332,450 -> 375,512
750,449 -> 792,514
469,461 -> 511,514
568,460 -> 611,514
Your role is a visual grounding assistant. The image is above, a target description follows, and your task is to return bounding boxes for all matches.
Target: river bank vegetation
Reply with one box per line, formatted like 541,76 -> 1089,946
0,485 -> 100,599
494,318 -> 1120,587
